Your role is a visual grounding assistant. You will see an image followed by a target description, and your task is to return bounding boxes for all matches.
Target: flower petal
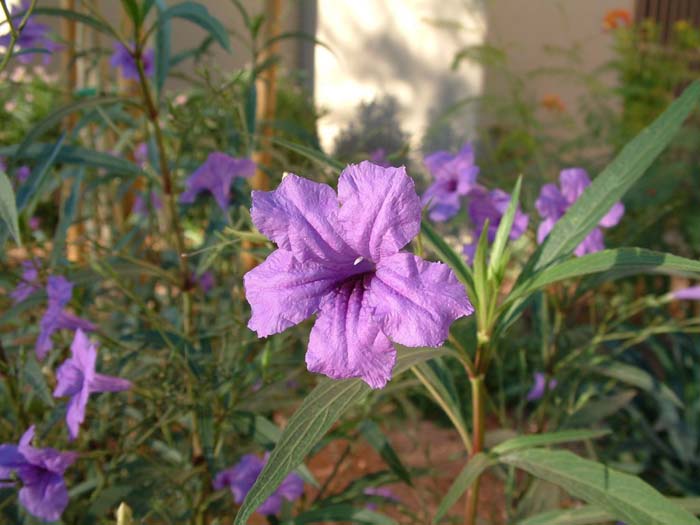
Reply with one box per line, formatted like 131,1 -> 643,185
535,183 -> 567,220
574,228 -> 605,256
244,250 -> 347,337
306,279 -> 396,389
65,385 -> 90,440
559,168 -> 590,204
251,174 -> 352,263
18,472 -> 68,522
536,217 -> 557,244
90,373 -> 132,393
367,253 -> 473,347
599,201 -> 625,228
337,162 -> 421,260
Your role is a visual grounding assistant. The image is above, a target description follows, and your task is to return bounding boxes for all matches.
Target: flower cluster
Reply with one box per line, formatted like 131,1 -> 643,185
244,161 -> 474,388
6,270 -> 131,521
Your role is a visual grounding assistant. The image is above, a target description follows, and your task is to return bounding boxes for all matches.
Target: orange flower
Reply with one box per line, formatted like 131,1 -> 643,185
541,94 -> 565,113
603,9 -> 632,31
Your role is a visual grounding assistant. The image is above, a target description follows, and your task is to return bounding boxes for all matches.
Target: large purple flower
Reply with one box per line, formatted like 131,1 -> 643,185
110,41 -> 154,80
53,330 -> 131,440
0,1 -> 61,65
536,168 -> 624,256
36,276 -> 95,361
244,161 -> 473,389
463,187 -> 529,262
180,152 -> 255,211
213,454 -> 304,515
10,259 -> 41,305
422,143 -> 480,222
0,426 -> 78,522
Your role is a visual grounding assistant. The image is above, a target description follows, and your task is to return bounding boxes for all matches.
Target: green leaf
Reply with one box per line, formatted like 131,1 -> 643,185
519,498 -> 700,525
0,143 -> 141,177
501,448 -> 700,525
472,219 -> 491,318
359,420 -> 412,485
270,137 -> 343,171
529,80 -> 700,273
511,248 -> 700,302
154,0 -> 171,96
15,134 -> 66,214
32,7 -> 119,38
293,504 -> 397,525
234,347 -> 450,525
488,175 -> 522,281
0,171 -> 21,245
433,453 -> 494,524
23,355 -> 54,407
156,1 -> 231,52
420,219 -> 475,294
591,361 -> 682,408
120,0 -> 143,27
491,429 -> 610,456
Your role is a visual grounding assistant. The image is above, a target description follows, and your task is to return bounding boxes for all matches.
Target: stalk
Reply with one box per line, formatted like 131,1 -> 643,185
464,374 -> 486,525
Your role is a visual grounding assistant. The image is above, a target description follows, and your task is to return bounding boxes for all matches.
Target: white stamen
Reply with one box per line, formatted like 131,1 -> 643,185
281,171 -> 291,180
353,256 -> 364,266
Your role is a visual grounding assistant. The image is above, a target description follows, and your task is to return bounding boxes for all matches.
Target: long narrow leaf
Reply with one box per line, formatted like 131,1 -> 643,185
0,171 -> 20,245
432,453 -> 494,524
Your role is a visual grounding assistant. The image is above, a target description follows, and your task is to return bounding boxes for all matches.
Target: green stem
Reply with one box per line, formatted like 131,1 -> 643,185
464,375 -> 485,525
0,0 -> 37,75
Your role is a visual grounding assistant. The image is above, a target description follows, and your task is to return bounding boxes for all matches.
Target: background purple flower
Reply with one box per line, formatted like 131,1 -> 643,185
422,143 -> 480,222
462,187 -> 529,262
672,286 -> 700,301
110,42 -> 154,80
132,191 -> 162,216
0,1 -> 61,65
536,168 -> 624,256
36,276 -> 95,360
244,161 -> 473,388
526,372 -> 557,401
369,148 -> 391,167
364,486 -> 400,510
213,454 -> 304,515
0,426 -> 78,522
16,165 -> 31,183
53,329 -> 131,440
195,271 -> 215,293
10,259 -> 40,305
180,152 -> 255,211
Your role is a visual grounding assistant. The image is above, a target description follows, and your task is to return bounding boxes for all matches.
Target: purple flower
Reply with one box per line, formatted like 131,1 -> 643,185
536,168 -> 624,256
53,330 -> 131,440
369,148 -> 391,167
526,372 -> 557,401
422,143 -> 480,222
0,1 -> 61,65
0,426 -> 78,522
134,142 -> 148,166
132,191 -> 162,216
213,454 -> 304,515
244,161 -> 474,389
462,187 -> 529,262
10,259 -> 41,305
180,152 -> 256,211
364,487 -> 400,510
672,286 -> 700,301
28,216 -> 40,230
110,42 -> 154,80
195,271 -> 215,293
16,165 -> 31,183
36,276 -> 95,361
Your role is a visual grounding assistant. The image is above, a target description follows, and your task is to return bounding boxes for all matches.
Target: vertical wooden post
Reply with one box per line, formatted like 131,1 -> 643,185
251,0 -> 282,192
61,0 -> 82,262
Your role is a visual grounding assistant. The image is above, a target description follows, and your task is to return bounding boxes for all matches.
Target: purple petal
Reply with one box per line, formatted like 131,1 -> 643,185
53,360 -> 85,398
599,202 -> 625,228
214,455 -> 263,504
181,152 -> 254,211
0,444 -> 25,471
367,253 -> 473,347
423,189 -> 461,222
462,242 -> 477,264
337,162 -> 421,261
536,217 -> 557,245
673,286 -> 700,301
251,174 -> 352,263
306,279 -> 396,389
423,150 -> 453,173
244,249 -> 348,338
90,373 -> 131,393
55,311 -> 96,332
64,385 -> 90,440
574,228 -> 605,256
526,372 -> 557,401
18,471 -> 69,522
559,168 -> 590,204
46,276 -> 73,307
276,471 -> 304,501
257,493 -> 283,515
36,305 -> 62,360
535,183 -> 567,220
